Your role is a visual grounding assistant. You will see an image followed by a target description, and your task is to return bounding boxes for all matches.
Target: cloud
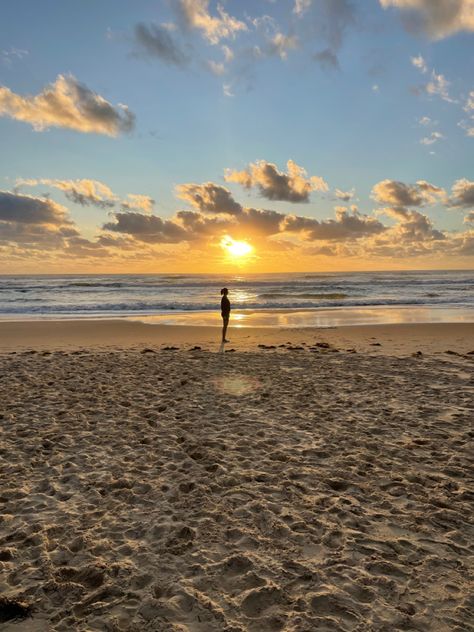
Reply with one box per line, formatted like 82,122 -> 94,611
448,178 -> 474,208
175,182 -> 243,215
464,211 -> 474,223
458,118 -> 474,136
465,90 -> 474,112
223,83 -> 234,97
0,74 -> 135,135
381,206 -> 445,242
420,131 -> 444,145
459,91 -> 474,136
18,178 -> 118,208
425,70 -> 454,102
419,115 -> 434,125
225,160 -> 328,202
410,55 -> 455,103
0,190 -> 78,247
335,188 -> 355,201
18,178 -> 157,214
1,47 -> 28,66
372,179 -> 445,207
207,60 -> 226,75
120,194 -> 155,213
64,236 -> 111,258
282,206 -> 386,241
411,54 -> 427,73
234,207 -> 286,237
103,212 -> 188,243
380,0 -> 474,39
268,33 -> 298,59
222,45 -> 234,62
309,0 -> 356,69
294,0 -> 312,16
133,23 -> 189,66
175,0 -> 247,45
313,48 -> 339,70
0,190 -> 69,224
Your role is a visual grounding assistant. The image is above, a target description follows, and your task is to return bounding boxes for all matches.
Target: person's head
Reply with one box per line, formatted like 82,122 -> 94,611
220,287 -> 229,296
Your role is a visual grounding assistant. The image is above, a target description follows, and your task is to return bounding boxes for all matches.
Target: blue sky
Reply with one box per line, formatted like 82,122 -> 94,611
0,0 -> 473,272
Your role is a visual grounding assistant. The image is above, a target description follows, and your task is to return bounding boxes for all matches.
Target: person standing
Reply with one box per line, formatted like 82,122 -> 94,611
220,287 -> 231,343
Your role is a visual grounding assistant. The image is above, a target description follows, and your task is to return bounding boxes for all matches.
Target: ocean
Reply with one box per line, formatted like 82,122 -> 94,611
0,270 -> 473,327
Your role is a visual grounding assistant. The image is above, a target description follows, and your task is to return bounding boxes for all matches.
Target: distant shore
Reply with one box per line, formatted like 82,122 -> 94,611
1,319 -> 473,356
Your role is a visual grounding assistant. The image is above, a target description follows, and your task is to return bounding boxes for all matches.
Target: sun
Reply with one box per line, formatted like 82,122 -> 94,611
220,235 -> 253,258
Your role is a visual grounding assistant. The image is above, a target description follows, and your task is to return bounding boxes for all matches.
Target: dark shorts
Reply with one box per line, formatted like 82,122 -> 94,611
221,313 -> 230,320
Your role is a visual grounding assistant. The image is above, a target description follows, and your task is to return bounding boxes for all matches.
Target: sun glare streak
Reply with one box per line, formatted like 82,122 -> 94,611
220,235 -> 253,258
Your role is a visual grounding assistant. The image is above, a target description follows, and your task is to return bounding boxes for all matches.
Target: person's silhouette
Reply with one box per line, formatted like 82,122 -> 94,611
220,287 -> 231,343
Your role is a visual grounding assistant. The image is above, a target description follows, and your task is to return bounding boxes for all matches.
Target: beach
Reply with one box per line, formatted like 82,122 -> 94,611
1,321 -> 473,631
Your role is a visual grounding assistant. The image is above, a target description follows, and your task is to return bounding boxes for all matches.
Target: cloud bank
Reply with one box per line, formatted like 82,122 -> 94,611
3,167 -> 474,267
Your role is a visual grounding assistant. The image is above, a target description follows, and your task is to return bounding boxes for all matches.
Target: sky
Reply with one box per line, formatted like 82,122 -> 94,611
0,0 -> 473,273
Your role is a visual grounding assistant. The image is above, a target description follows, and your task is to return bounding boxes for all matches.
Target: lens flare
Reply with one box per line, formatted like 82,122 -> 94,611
221,235 -> 253,258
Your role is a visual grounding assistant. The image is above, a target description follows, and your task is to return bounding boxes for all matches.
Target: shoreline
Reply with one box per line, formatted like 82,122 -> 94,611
1,319 -> 474,355
0,303 -> 474,328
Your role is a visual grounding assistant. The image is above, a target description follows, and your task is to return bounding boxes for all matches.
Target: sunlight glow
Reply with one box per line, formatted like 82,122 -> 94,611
220,235 -> 253,258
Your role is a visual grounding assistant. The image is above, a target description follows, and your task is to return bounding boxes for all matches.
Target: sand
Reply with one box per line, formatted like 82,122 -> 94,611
1,319 -> 474,355
0,322 -> 473,631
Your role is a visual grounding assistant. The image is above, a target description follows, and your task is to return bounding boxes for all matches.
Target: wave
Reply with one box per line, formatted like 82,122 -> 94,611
258,292 -> 348,299
1,295 -> 473,316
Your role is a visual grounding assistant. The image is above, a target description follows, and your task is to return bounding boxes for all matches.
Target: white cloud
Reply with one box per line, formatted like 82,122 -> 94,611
268,33 -> 298,60
411,54 -> 427,73
222,45 -> 234,62
335,188 -> 355,201
121,194 -> 155,214
420,131 -> 444,145
465,90 -> 474,111
425,70 -> 455,102
176,0 -> 247,45
419,116 -> 433,125
294,0 -> 312,16
207,60 -> 226,75
0,75 -> 134,136
1,47 -> 28,66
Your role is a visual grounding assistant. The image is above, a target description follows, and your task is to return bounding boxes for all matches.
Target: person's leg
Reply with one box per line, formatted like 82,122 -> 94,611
222,316 -> 229,342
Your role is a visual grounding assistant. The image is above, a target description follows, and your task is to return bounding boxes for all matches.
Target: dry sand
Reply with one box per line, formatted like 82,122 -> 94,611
0,322 -> 473,631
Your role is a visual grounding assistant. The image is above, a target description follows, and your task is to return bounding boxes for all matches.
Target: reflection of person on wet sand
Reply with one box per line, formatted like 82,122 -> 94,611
221,287 -> 231,343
